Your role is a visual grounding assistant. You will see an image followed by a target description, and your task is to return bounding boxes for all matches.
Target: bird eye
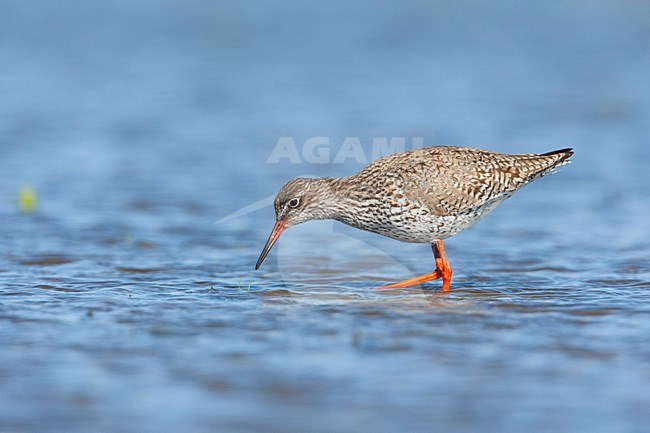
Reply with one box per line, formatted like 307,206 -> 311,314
288,198 -> 300,208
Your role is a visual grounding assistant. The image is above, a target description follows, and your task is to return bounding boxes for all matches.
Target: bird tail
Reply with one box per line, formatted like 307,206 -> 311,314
541,148 -> 574,166
516,148 -> 574,183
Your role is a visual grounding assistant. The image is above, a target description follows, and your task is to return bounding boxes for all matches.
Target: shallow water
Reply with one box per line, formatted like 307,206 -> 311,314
1,1 -> 650,432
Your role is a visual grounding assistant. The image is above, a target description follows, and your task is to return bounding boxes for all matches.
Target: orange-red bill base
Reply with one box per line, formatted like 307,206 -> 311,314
255,220 -> 287,270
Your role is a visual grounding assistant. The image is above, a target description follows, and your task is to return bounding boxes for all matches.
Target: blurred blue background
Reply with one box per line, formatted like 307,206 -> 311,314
1,1 -> 649,432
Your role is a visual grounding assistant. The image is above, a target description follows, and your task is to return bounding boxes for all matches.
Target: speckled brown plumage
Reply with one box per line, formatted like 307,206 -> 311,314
256,145 -> 573,291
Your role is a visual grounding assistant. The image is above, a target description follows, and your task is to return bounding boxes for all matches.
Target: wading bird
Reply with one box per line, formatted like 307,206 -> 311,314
255,146 -> 573,291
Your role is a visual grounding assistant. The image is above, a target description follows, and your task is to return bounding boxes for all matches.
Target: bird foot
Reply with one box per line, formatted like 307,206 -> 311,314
375,269 -> 443,290
375,240 -> 453,292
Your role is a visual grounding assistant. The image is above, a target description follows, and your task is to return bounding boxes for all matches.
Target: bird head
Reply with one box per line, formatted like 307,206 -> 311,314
255,177 -> 336,270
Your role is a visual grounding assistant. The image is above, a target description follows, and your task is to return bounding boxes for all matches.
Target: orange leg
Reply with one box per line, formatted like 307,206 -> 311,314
377,240 -> 453,291
433,240 -> 452,291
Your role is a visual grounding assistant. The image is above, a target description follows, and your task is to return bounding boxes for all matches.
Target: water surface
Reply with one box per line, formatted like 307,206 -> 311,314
1,1 -> 649,432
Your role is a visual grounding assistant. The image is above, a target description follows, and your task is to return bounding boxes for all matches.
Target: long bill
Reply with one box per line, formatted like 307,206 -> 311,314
255,220 -> 287,270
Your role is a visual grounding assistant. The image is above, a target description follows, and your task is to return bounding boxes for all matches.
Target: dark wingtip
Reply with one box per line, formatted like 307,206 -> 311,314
543,147 -> 574,157
543,147 -> 574,164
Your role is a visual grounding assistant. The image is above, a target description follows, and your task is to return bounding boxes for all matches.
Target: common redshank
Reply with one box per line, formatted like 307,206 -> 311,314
255,146 -> 573,291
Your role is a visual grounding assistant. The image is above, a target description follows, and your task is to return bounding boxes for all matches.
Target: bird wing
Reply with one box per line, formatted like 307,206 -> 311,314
390,146 -> 572,216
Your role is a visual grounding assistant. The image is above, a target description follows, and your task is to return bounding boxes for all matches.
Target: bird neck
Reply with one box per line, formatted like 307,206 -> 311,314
309,177 -> 355,222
